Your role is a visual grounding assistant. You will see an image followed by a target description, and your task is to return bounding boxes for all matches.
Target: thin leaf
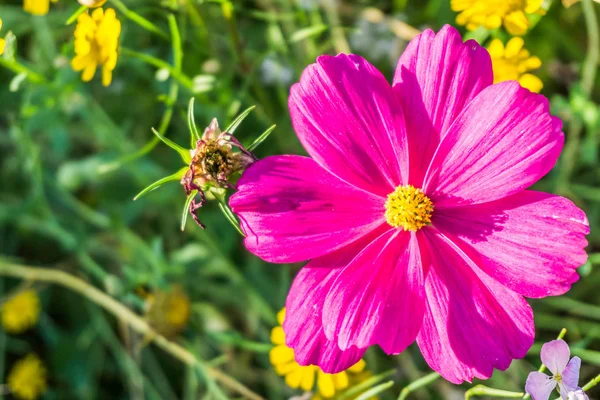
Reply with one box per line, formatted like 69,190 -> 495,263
354,381 -> 395,400
188,97 -> 200,146
290,24 -> 328,43
225,105 -> 256,134
181,190 -> 198,231
151,127 -> 191,163
218,202 -> 244,237
65,5 -> 87,25
133,167 -> 187,200
247,124 -> 276,151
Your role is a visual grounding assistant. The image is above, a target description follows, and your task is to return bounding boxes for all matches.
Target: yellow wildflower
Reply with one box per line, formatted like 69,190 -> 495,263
451,0 -> 545,35
145,285 -> 191,338
78,0 -> 107,7
23,0 -> 58,16
0,18 -> 5,56
71,8 -> 121,86
1,290 -> 40,334
7,354 -> 48,400
270,308 -> 370,399
488,37 -> 543,93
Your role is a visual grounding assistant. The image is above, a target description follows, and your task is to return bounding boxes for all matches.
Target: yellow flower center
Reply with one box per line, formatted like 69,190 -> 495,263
384,185 -> 434,231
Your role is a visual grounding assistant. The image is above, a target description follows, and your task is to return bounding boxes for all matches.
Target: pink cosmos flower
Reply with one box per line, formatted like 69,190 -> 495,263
229,25 -> 589,383
525,340 -> 587,400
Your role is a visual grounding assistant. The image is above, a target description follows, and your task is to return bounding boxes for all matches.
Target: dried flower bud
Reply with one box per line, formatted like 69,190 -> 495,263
181,118 -> 256,228
77,0 -> 108,7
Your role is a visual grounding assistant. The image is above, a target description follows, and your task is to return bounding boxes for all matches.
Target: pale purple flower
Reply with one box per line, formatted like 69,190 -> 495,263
567,389 -> 589,400
526,340 -> 586,400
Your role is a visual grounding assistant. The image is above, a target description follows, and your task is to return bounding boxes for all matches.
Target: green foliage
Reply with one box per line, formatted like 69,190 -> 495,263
0,0 -> 599,399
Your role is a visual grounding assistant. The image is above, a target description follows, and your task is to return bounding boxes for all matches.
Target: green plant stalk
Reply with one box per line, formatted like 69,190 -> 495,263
102,15 -> 183,174
556,0 -> 599,191
355,381 -> 395,400
120,47 -> 193,90
465,385 -> 524,400
221,1 -> 251,73
322,0 -> 350,53
582,372 -> 600,391
0,58 -> 46,83
339,369 -> 396,400
0,262 -> 264,400
109,0 -> 169,40
544,297 -> 600,321
397,372 -> 440,400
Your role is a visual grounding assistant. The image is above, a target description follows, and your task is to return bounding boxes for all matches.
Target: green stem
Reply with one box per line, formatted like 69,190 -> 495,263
582,372 -> 600,391
221,1 -> 251,73
101,15 -> 183,174
120,47 -> 193,90
397,372 -> 440,400
465,385 -> 523,400
322,0 -> 350,53
355,381 -> 395,400
544,297 -> 600,321
0,262 -> 264,400
0,58 -> 46,83
109,0 -> 169,40
556,0 -> 599,191
581,0 -> 599,95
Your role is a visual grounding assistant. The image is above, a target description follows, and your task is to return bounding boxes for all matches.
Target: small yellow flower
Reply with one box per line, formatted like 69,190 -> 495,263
23,0 -> 58,16
145,285 -> 191,338
451,0 -> 545,36
7,354 -> 48,400
488,37 -> 543,93
270,308 -> 369,399
1,290 -> 40,334
71,8 -> 121,86
0,18 -> 5,56
78,0 -> 107,7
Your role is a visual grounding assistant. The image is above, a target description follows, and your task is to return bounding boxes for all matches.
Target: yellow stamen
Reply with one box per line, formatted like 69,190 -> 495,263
385,185 -> 434,231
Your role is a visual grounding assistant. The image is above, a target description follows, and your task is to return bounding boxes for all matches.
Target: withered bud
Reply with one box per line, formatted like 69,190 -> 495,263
181,118 -> 256,228
77,0 -> 108,7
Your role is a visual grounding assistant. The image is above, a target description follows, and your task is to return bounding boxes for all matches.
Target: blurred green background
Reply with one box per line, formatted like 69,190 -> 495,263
0,0 -> 599,399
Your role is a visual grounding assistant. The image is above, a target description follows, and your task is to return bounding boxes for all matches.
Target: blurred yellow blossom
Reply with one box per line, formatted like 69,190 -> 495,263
1,290 -> 40,334
0,18 -> 5,56
71,8 -> 121,86
270,308 -> 370,399
78,0 -> 107,7
23,0 -> 58,16
488,37 -> 543,93
145,285 -> 191,338
7,354 -> 48,400
451,0 -> 545,35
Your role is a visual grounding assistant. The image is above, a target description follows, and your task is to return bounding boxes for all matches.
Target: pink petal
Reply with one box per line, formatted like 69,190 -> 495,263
525,371 -> 557,400
323,229 -> 427,354
541,340 -> 571,376
561,357 -> 582,394
289,53 -> 409,196
424,81 -> 563,207
433,191 -> 589,298
283,266 -> 366,372
393,24 -> 493,186
416,230 -> 534,383
230,155 -> 385,263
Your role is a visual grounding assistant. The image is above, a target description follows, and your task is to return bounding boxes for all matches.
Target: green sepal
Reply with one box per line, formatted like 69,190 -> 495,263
151,127 -> 192,164
188,97 -> 201,147
247,124 -> 276,152
181,190 -> 198,231
225,105 -> 256,133
133,167 -> 188,201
